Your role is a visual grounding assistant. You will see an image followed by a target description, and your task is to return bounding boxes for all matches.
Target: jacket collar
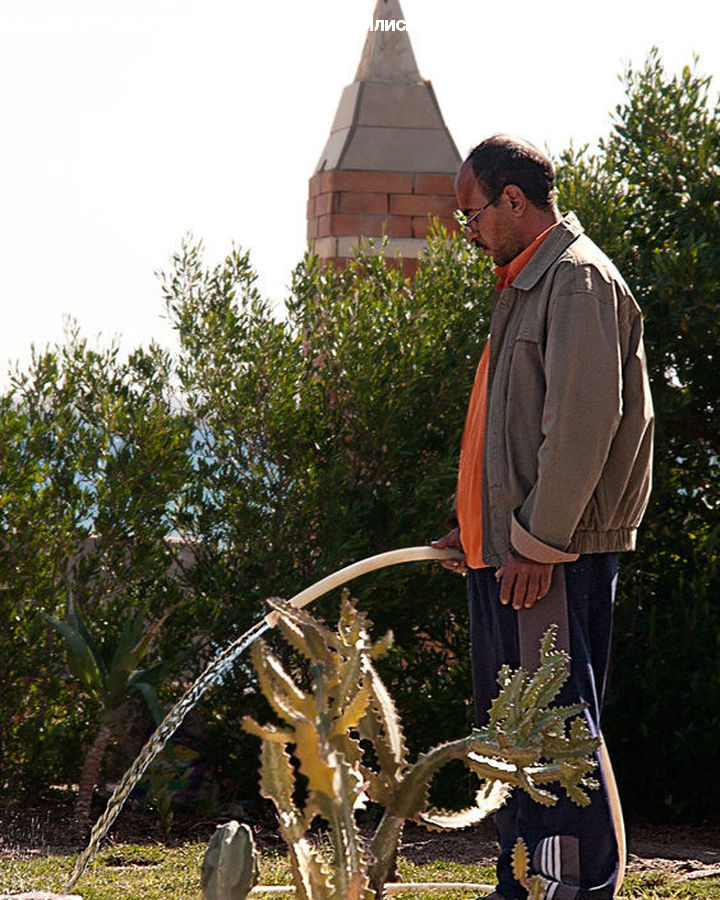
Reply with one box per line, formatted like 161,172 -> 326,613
510,212 -> 585,291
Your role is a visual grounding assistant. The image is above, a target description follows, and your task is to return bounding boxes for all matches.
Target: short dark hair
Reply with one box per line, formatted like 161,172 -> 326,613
466,135 -> 556,210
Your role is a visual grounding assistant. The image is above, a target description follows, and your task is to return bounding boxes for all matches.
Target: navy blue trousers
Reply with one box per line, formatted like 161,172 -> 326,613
468,554 -> 620,900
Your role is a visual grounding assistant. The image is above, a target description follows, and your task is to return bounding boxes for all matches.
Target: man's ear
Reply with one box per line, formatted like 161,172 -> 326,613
504,184 -> 527,215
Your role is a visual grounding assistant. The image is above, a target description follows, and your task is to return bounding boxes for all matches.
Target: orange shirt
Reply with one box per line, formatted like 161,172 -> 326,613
457,224 -> 558,568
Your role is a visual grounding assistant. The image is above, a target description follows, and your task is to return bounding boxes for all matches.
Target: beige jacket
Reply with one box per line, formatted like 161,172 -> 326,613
480,213 -> 654,568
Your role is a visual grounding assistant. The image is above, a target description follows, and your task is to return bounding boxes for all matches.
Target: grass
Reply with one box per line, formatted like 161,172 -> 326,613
1,842 -> 719,899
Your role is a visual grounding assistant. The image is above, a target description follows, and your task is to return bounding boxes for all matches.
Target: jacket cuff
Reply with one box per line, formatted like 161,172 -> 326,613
511,512 -> 579,564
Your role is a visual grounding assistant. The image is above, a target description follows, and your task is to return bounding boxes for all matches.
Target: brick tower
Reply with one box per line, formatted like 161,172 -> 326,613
307,0 -> 461,277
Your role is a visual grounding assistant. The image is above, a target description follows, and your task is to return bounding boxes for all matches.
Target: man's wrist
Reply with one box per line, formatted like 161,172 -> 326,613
509,547 -> 546,565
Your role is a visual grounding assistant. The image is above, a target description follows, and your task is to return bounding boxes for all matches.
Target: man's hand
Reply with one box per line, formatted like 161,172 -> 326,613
431,528 -> 468,574
496,551 -> 553,610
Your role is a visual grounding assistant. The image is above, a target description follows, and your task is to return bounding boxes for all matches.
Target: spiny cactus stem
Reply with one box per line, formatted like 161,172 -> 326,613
367,810 -> 405,896
312,662 -> 332,737
329,807 -> 361,895
389,737 -> 471,818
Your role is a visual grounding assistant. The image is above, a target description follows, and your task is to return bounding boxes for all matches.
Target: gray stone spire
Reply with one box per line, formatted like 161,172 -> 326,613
355,0 -> 421,83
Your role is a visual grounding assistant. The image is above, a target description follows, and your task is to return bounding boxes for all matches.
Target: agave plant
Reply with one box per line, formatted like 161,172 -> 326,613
240,594 -> 599,900
43,604 -> 171,832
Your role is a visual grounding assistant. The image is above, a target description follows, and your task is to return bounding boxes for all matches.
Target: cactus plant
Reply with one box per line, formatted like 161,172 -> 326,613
241,594 -> 599,899
201,820 -> 259,900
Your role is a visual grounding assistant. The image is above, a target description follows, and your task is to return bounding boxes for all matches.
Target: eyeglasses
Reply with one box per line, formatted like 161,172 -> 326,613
455,197 -> 497,229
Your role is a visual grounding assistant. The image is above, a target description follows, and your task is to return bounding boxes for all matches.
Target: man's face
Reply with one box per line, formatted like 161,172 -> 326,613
455,164 -> 525,267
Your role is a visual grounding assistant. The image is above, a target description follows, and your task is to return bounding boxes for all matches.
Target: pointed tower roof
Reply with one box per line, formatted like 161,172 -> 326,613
354,0 -> 421,83
314,0 -> 460,174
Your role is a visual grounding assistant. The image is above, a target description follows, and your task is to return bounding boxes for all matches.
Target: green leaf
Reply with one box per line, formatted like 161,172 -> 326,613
130,679 -> 163,725
41,611 -> 103,700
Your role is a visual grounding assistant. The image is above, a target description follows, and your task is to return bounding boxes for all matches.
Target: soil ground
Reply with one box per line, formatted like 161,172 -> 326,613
399,820 -> 720,884
1,796 -> 718,885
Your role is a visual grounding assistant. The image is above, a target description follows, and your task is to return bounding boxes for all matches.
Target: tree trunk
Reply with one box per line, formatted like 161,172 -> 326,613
75,721 -> 113,834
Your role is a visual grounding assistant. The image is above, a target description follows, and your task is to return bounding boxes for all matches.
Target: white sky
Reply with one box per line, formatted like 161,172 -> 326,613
1,0 -> 718,382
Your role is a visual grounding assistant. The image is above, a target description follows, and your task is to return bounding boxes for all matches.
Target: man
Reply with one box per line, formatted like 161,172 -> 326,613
433,135 -> 653,900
